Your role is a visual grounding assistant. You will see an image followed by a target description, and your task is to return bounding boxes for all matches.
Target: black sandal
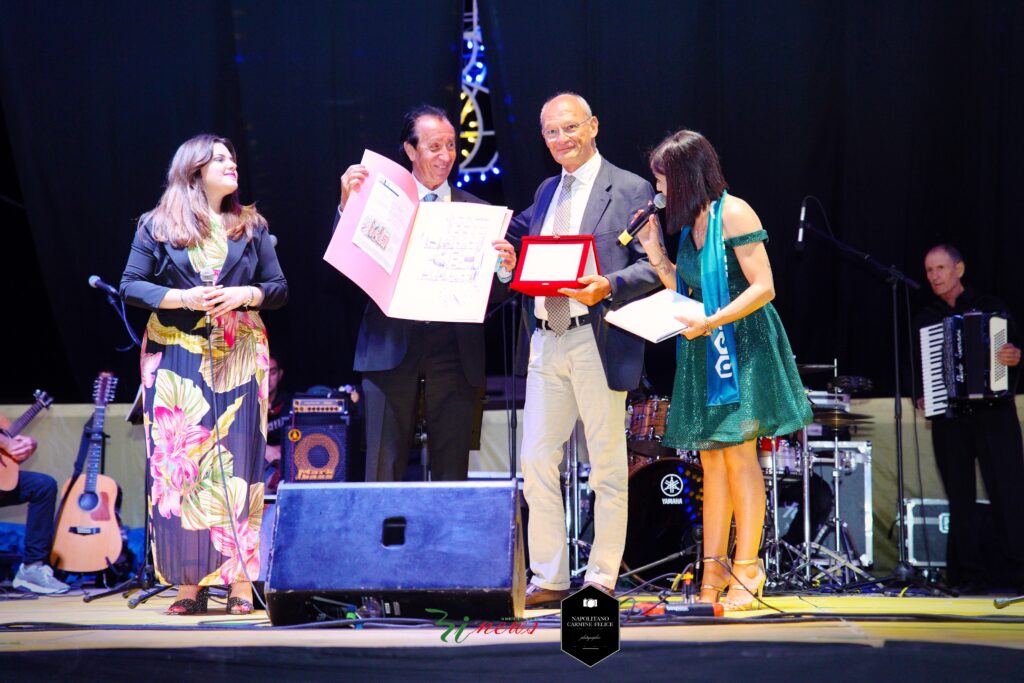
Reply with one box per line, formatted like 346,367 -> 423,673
167,587 -> 209,615
227,596 -> 254,615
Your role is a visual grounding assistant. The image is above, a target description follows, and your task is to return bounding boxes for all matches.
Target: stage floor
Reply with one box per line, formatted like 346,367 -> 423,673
3,588 -> 1024,681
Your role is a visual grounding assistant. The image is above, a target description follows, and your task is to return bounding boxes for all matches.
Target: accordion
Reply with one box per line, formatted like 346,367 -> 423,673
920,311 -> 1009,417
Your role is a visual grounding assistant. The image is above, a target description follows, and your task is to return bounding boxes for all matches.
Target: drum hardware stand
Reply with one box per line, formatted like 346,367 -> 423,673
799,219 -> 931,591
564,422 -> 589,578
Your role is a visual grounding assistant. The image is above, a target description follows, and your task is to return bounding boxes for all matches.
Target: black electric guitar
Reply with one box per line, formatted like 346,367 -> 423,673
0,390 -> 54,492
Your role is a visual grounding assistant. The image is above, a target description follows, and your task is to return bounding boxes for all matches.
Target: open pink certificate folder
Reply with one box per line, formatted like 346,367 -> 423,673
323,150 -> 512,323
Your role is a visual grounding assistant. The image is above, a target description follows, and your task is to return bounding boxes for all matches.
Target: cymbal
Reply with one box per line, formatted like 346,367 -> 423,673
797,363 -> 835,374
812,409 -> 873,427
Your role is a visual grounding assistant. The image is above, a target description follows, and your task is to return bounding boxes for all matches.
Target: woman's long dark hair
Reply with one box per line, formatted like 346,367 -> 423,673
649,130 -> 728,235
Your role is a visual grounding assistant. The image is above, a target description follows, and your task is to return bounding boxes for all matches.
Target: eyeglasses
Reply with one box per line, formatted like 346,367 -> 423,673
541,116 -> 593,141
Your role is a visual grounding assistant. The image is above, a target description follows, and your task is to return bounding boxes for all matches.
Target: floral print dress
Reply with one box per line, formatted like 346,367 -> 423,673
142,221 -> 269,586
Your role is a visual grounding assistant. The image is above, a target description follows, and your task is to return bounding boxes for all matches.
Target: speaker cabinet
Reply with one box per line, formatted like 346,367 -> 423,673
282,412 -> 350,483
266,481 -> 525,625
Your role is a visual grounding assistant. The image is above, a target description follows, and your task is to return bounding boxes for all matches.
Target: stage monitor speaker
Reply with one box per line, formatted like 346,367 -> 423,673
266,481 -> 525,625
282,408 -> 350,483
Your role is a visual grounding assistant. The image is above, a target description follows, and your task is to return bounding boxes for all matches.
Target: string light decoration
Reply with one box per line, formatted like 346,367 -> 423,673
458,0 -> 501,188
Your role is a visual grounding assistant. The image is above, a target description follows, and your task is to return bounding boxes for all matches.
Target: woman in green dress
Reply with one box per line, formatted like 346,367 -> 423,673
121,134 -> 287,614
636,130 -> 811,610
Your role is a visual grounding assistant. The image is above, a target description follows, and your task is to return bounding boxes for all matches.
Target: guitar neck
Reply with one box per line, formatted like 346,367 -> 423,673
85,406 -> 107,494
7,401 -> 45,437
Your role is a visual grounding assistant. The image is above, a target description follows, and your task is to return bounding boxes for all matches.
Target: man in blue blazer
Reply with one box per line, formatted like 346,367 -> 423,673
335,105 -> 516,482
509,93 -> 661,606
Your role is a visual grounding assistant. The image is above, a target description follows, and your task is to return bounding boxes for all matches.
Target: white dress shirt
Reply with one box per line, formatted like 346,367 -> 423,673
535,152 -> 602,320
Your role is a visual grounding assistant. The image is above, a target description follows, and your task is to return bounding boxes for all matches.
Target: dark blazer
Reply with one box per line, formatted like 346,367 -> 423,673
120,220 -> 288,311
509,158 -> 661,391
340,187 -> 499,388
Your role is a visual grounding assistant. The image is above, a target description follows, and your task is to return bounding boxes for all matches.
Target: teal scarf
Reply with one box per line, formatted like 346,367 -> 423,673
678,191 -> 740,406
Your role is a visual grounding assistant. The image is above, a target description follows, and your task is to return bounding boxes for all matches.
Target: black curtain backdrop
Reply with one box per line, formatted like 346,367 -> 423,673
481,0 -> 1024,398
0,1 -> 1021,403
0,0 -> 460,403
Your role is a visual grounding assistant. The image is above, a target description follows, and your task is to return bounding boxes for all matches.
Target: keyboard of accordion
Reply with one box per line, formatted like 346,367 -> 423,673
920,322 -> 948,417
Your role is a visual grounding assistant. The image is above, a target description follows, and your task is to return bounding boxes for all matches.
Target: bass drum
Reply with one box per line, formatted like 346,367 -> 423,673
621,458 -> 703,585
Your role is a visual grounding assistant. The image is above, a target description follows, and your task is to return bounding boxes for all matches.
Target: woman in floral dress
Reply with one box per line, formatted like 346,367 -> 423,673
120,134 -> 287,614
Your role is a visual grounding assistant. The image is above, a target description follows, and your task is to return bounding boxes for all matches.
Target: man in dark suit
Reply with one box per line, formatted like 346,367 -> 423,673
508,93 -> 662,605
335,105 -> 516,482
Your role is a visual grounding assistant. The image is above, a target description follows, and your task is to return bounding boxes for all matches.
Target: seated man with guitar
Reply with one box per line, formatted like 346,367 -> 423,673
0,413 -> 69,594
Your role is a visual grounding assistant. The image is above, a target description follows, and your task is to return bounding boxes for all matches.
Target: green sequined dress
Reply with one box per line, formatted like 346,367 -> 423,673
663,229 -> 812,451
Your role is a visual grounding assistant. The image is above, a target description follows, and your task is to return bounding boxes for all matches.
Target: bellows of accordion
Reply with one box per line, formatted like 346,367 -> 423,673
920,311 -> 1009,418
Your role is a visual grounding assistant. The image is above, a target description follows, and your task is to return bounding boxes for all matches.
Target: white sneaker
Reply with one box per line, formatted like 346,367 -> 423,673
13,562 -> 70,594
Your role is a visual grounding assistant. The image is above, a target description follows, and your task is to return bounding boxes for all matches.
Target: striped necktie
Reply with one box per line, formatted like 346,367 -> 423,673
546,174 -> 576,335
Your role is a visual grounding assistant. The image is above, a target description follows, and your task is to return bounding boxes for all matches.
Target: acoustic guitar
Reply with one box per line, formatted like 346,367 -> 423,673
51,371 -> 124,573
0,390 -> 54,492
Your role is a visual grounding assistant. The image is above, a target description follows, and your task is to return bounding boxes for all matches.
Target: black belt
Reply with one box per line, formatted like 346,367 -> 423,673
537,314 -> 591,331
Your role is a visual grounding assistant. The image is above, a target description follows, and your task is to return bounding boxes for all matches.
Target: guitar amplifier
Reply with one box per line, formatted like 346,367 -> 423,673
282,398 -> 351,483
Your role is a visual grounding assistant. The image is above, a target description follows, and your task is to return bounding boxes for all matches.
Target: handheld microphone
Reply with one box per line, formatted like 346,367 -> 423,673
795,199 -> 807,252
199,267 -> 216,325
88,275 -> 118,296
618,193 -> 667,246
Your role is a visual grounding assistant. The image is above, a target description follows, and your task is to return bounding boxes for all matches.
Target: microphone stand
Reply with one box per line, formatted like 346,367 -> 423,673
97,288 -> 142,351
799,222 -> 948,594
485,289 -> 521,481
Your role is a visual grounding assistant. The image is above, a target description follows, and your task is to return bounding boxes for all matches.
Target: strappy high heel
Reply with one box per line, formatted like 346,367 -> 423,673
699,556 -> 730,603
723,558 -> 766,611
167,587 -> 209,615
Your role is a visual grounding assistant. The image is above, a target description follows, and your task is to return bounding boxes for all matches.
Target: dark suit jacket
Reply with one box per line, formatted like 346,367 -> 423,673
119,220 -> 288,311
339,186 -> 502,389
509,158 -> 661,391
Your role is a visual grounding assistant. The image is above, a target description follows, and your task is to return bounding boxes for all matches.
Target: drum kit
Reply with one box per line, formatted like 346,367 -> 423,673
601,361 -> 878,590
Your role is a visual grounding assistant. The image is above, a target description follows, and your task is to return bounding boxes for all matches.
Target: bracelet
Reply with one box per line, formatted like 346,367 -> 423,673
246,286 -> 257,308
180,290 -> 193,311
703,317 -> 714,336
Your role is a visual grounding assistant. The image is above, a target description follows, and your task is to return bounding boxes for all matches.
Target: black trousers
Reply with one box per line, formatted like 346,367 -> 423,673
361,324 -> 477,482
931,401 -> 1024,586
0,471 -> 58,565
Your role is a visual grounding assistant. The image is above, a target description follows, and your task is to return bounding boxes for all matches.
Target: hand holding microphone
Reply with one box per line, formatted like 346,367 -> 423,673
200,268 -> 217,325
618,193 -> 667,246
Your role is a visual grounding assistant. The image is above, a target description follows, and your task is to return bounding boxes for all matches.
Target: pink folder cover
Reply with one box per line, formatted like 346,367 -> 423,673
322,150 -> 418,313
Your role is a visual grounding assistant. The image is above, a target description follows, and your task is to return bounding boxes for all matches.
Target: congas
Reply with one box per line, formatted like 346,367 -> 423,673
627,396 -> 673,457
621,457 -> 703,584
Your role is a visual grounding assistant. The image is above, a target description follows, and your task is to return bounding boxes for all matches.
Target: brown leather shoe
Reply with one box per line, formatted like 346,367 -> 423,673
582,581 -> 615,597
525,583 -> 571,607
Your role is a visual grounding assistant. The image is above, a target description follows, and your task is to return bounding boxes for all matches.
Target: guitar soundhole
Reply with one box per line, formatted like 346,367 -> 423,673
78,491 -> 99,512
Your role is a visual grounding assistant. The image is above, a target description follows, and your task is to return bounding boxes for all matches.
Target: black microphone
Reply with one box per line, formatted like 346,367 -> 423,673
200,267 -> 216,325
795,199 -> 807,252
88,275 -> 118,296
617,193 -> 667,246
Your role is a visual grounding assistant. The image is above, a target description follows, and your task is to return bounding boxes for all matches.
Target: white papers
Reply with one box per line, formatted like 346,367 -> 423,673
605,289 -> 706,343
388,202 -> 511,322
351,175 -> 416,275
